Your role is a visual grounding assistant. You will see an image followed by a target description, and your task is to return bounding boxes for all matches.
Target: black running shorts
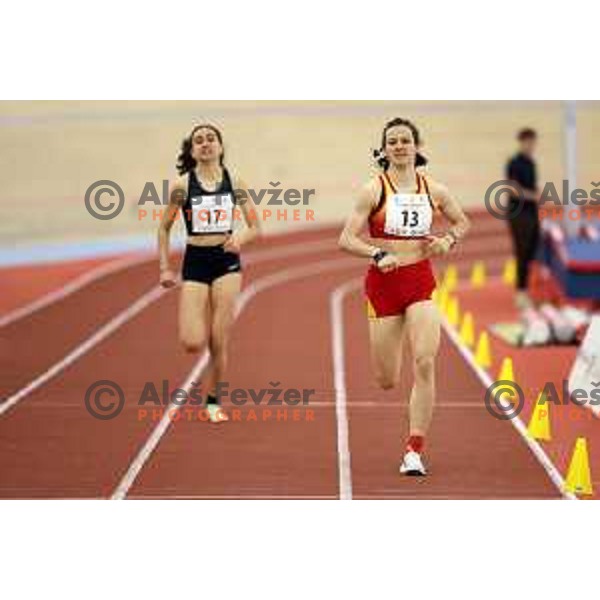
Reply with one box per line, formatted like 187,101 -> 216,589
181,244 -> 242,285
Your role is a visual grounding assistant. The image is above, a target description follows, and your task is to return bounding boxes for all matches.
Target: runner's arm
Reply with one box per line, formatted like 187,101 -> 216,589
158,176 -> 186,272
338,180 -> 382,259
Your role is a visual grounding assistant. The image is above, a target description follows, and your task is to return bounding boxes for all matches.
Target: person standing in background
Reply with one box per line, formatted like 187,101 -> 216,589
506,128 -> 540,309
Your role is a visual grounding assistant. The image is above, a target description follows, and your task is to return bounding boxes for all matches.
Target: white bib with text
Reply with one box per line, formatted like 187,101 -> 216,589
191,194 -> 234,234
384,193 -> 433,237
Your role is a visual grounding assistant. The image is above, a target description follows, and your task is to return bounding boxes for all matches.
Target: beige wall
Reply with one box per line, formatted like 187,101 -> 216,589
1,101 -> 598,245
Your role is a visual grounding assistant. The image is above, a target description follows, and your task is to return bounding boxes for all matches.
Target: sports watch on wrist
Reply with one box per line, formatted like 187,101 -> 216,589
372,249 -> 388,264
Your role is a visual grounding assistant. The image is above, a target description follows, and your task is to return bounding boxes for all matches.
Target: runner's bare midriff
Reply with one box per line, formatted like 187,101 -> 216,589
368,237 -> 430,266
187,233 -> 229,247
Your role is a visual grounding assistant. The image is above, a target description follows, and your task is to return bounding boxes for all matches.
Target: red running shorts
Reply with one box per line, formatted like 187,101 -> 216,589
365,259 -> 436,318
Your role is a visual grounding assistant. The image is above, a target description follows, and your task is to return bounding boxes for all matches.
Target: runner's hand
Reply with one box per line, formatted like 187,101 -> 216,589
424,235 -> 452,257
375,254 -> 404,273
223,234 -> 241,254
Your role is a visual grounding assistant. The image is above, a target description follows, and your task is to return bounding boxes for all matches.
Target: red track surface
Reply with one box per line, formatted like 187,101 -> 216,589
0,257 -> 113,315
0,220 -> 595,498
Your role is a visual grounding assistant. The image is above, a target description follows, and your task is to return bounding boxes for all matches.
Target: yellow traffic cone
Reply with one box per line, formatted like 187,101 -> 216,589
564,438 -> 593,496
459,312 -> 475,348
443,264 -> 458,292
502,258 -> 516,286
446,295 -> 460,328
497,356 -> 514,382
495,357 -> 517,403
527,390 -> 551,441
437,286 -> 449,315
474,331 -> 492,370
470,261 -> 487,289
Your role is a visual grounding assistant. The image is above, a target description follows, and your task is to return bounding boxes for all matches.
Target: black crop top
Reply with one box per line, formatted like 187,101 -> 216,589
182,167 -> 236,236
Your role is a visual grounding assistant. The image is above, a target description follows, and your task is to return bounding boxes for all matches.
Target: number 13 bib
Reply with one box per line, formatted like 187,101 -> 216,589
384,193 -> 433,237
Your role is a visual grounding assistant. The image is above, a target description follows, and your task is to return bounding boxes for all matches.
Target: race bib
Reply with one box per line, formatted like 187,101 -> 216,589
190,193 -> 234,234
384,193 -> 433,237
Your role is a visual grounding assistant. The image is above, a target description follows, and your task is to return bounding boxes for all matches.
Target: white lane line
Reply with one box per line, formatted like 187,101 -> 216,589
0,286 -> 166,417
340,279 -> 575,500
244,238 -> 335,264
24,399 -> 493,409
1,238 -> 347,419
440,319 -> 576,500
126,495 -> 339,500
111,257 -> 360,499
329,278 -> 361,500
0,238 -> 336,330
288,400 -> 490,408
436,272 -> 574,498
0,253 -> 153,328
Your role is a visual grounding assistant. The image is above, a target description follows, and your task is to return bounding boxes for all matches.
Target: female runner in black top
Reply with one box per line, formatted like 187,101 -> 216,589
158,124 -> 260,422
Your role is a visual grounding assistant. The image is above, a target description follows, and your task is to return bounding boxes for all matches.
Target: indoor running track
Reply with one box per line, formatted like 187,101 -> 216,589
0,226 -> 564,499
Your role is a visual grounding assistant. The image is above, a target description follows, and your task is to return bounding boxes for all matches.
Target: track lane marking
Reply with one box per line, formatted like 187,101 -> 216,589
330,278 -> 361,500
111,257 -> 360,499
0,253 -> 153,328
0,238 -> 337,329
336,280 -> 574,500
440,317 -> 575,499
0,286 -> 166,417
0,239 -> 346,418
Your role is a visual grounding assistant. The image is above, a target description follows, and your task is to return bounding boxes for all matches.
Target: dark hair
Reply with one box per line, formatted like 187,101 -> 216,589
517,127 -> 537,141
176,124 -> 225,175
373,117 -> 428,170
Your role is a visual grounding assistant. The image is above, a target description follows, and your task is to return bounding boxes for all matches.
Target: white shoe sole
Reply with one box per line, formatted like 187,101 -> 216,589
400,467 -> 427,476
206,405 -> 229,423
399,452 -> 427,476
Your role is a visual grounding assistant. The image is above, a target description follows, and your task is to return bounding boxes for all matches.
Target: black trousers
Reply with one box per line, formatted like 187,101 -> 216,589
507,199 -> 540,290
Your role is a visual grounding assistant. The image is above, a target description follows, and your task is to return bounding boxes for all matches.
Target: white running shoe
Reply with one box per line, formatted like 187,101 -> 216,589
399,451 -> 427,476
206,404 -> 229,423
